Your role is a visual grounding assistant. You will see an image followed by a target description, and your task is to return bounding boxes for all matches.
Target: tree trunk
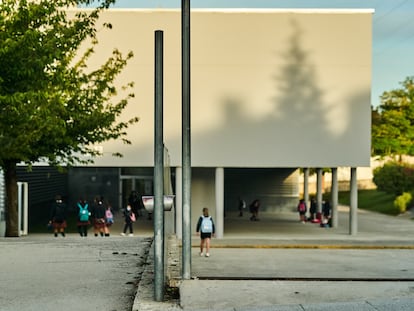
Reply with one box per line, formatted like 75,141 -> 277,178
5,161 -> 19,237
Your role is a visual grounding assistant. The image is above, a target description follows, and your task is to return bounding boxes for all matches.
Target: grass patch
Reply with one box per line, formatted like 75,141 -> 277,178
336,189 -> 398,215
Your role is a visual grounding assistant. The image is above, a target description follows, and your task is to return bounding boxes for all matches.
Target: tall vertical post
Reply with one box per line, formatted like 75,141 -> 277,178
154,30 -> 164,301
303,168 -> 309,206
349,167 -> 358,235
182,0 -> 192,280
215,167 -> 224,239
175,167 -> 183,239
331,167 -> 338,228
316,168 -> 323,214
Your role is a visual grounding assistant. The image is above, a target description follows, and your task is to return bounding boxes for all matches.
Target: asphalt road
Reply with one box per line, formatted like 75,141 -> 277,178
0,235 -> 152,311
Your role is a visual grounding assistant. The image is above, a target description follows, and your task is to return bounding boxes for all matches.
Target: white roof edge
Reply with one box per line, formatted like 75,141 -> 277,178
72,8 -> 375,14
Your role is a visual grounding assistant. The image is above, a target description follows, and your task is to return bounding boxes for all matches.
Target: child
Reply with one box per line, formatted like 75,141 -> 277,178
49,195 -> 67,237
76,198 -> 90,237
196,207 -> 215,257
297,199 -> 307,223
121,204 -> 135,236
104,204 -> 114,237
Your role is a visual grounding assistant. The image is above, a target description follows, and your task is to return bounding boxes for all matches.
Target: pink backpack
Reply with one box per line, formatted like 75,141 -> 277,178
105,209 -> 114,224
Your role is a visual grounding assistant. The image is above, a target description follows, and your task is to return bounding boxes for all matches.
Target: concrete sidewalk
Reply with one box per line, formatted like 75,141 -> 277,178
134,208 -> 414,310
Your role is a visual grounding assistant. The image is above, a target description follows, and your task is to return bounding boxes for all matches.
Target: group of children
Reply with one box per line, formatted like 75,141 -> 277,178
50,194 -> 217,257
297,198 -> 331,226
49,195 -> 137,237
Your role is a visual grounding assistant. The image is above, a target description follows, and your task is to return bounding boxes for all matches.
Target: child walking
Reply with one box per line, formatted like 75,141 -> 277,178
196,207 -> 215,257
121,204 -> 135,236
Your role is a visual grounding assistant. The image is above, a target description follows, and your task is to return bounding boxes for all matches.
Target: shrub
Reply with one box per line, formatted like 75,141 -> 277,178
373,162 -> 414,195
393,192 -> 412,214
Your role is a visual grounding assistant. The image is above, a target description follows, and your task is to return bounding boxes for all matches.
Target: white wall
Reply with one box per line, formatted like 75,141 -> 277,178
75,9 -> 372,168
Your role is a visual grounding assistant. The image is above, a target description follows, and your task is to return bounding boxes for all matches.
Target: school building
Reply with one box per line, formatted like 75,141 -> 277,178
0,8 -> 372,236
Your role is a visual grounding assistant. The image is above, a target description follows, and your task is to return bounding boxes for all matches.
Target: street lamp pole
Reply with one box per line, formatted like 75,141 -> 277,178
154,30 -> 165,301
181,0 -> 191,280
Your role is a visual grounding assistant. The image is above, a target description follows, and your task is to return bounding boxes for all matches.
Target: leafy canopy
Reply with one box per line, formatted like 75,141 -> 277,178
0,0 -> 138,168
372,77 -> 414,159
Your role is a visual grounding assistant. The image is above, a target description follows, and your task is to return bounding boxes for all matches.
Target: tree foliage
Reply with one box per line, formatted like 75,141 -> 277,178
393,192 -> 412,214
373,162 -> 414,196
0,0 -> 138,236
372,77 -> 414,158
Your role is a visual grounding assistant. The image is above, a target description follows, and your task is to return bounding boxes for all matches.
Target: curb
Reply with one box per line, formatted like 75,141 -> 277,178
203,244 -> 414,249
133,240 -> 181,311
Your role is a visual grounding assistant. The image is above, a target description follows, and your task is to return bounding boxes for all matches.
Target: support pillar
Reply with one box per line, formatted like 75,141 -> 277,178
331,167 -> 338,228
215,167 -> 224,239
316,168 -> 323,214
349,167 -> 358,235
303,168 -> 309,207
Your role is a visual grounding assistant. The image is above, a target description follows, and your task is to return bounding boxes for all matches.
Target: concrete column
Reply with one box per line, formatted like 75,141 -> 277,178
316,168 -> 323,214
331,167 -> 338,228
175,167 -> 183,239
215,167 -> 224,239
303,168 -> 309,207
349,167 -> 358,235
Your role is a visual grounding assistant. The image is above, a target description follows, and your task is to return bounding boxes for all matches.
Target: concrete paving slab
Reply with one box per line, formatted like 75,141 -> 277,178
136,208 -> 414,310
180,280 -> 414,310
191,248 -> 414,280
368,297 -> 414,311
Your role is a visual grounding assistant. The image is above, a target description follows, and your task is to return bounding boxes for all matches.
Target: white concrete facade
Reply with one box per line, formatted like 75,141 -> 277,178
71,9 -> 372,237
74,8 -> 372,168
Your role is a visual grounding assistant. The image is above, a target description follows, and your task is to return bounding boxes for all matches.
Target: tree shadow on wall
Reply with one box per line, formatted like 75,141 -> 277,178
171,18 -> 368,167
191,18 -> 330,164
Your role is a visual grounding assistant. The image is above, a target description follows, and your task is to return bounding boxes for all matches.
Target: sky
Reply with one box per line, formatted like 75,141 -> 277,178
92,0 -> 414,107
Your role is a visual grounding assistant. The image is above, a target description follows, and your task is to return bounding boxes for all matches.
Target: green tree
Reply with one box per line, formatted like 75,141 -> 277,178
373,162 -> 414,196
372,77 -> 414,159
0,0 -> 138,237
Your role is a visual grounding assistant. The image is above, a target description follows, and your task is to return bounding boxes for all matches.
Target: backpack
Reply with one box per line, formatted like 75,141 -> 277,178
201,216 -> 213,233
78,203 -> 89,222
298,202 -> 306,212
105,208 -> 114,224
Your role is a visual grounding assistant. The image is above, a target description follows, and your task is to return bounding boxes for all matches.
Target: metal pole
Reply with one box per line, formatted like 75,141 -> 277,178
182,0 -> 191,280
154,30 -> 165,301
349,167 -> 358,235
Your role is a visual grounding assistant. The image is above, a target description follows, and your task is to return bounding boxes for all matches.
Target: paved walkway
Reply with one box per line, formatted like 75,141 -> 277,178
3,207 -> 413,310
134,207 -> 414,310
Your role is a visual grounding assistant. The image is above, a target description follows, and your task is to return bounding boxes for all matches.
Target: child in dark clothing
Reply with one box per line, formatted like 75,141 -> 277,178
49,195 -> 67,237
121,204 -> 135,236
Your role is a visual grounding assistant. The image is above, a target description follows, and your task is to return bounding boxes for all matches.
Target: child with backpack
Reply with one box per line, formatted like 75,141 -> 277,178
196,207 -> 215,257
104,204 -> 114,236
297,199 -> 307,223
76,199 -> 90,237
121,204 -> 135,236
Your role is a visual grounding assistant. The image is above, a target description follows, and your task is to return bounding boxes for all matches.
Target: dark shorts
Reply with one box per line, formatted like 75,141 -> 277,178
200,232 -> 211,240
200,232 -> 212,240
299,211 -> 306,215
